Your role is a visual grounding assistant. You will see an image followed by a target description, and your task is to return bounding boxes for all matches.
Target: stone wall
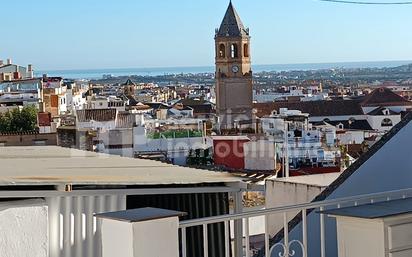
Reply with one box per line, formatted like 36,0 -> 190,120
0,132 -> 57,146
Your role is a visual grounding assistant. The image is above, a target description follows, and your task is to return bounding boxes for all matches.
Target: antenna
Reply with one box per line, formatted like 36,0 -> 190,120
318,0 -> 412,4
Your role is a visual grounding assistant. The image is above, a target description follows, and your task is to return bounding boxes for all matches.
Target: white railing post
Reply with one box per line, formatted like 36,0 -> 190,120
203,224 -> 209,257
265,215 -> 270,257
283,212 -> 289,256
320,206 -> 326,257
302,209 -> 307,257
224,220 -> 230,257
181,227 -> 187,257
233,191 -> 243,257
245,218 -> 250,257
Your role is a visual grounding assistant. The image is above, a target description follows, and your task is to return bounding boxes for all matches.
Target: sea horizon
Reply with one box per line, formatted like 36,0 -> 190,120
35,60 -> 412,80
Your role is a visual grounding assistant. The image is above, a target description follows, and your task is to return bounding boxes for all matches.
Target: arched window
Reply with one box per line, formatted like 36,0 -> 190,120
219,44 -> 225,58
243,43 -> 249,57
381,118 -> 393,127
230,44 -> 238,58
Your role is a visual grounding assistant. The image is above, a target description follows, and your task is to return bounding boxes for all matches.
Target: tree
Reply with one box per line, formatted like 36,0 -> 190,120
0,105 -> 38,133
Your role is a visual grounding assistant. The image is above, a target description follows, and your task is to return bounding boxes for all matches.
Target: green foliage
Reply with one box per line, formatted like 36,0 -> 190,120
0,105 -> 38,133
147,130 -> 203,139
186,148 -> 214,166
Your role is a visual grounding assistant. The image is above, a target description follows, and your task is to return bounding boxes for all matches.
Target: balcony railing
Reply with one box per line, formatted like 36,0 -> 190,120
179,187 -> 412,257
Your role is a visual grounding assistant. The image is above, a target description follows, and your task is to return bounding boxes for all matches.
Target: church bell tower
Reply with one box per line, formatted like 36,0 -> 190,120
215,1 -> 253,129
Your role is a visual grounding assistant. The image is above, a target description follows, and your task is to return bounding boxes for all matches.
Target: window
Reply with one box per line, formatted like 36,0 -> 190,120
219,44 -> 225,58
230,44 -> 238,58
269,123 -> 274,129
381,118 -> 393,127
243,43 -> 249,57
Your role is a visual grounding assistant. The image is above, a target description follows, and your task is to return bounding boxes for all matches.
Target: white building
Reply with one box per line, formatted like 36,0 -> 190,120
0,78 -> 42,108
86,96 -> 126,112
75,108 -> 117,130
261,108 -> 339,169
366,107 -> 402,132
0,59 -> 33,81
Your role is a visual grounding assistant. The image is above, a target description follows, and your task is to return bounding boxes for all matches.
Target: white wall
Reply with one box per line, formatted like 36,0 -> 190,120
132,217 -> 179,257
59,94 -> 67,114
76,120 -> 116,130
366,115 -> 401,132
309,115 -> 366,122
101,219 -> 134,257
0,199 -> 48,257
265,176 -> 337,236
337,130 -> 365,144
100,148 -> 134,158
244,140 -> 275,171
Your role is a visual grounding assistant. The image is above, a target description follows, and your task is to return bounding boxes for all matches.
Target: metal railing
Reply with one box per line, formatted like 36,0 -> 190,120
179,188 -> 412,257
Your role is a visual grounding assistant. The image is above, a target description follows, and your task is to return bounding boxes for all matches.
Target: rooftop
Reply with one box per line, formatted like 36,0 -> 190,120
361,87 -> 411,107
254,100 -> 364,118
324,119 -> 374,131
0,146 -> 241,186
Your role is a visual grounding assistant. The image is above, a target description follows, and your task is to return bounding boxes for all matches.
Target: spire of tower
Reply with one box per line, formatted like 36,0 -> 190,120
216,1 -> 249,37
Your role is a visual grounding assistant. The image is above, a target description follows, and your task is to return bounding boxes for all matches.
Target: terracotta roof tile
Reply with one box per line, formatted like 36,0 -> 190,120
115,112 -> 135,128
361,87 -> 411,107
254,100 -> 364,118
76,109 -> 116,122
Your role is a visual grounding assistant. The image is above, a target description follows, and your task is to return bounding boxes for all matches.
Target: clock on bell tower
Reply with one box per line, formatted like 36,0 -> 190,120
215,1 -> 253,129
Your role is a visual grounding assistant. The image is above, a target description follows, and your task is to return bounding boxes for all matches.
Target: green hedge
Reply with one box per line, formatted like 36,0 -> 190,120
147,130 -> 203,139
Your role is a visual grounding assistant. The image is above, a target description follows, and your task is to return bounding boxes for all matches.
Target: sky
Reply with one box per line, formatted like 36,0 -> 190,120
1,0 -> 412,70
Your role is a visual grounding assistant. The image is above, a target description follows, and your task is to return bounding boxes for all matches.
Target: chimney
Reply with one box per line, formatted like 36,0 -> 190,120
27,64 -> 34,79
96,208 -> 186,257
6,58 -> 12,65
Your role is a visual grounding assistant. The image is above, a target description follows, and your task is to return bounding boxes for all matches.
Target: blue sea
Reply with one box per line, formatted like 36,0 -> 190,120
35,60 -> 412,80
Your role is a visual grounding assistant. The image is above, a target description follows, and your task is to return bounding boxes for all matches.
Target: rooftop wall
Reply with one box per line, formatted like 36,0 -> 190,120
0,132 -> 57,146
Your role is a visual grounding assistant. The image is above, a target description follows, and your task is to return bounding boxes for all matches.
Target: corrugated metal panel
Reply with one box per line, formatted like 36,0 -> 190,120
47,194 -> 126,257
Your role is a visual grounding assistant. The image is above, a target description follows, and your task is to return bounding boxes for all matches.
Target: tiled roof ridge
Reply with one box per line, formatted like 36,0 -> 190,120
361,87 -> 410,106
76,109 -> 117,122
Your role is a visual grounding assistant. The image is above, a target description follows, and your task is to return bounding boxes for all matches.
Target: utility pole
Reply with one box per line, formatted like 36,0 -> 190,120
284,121 -> 290,178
